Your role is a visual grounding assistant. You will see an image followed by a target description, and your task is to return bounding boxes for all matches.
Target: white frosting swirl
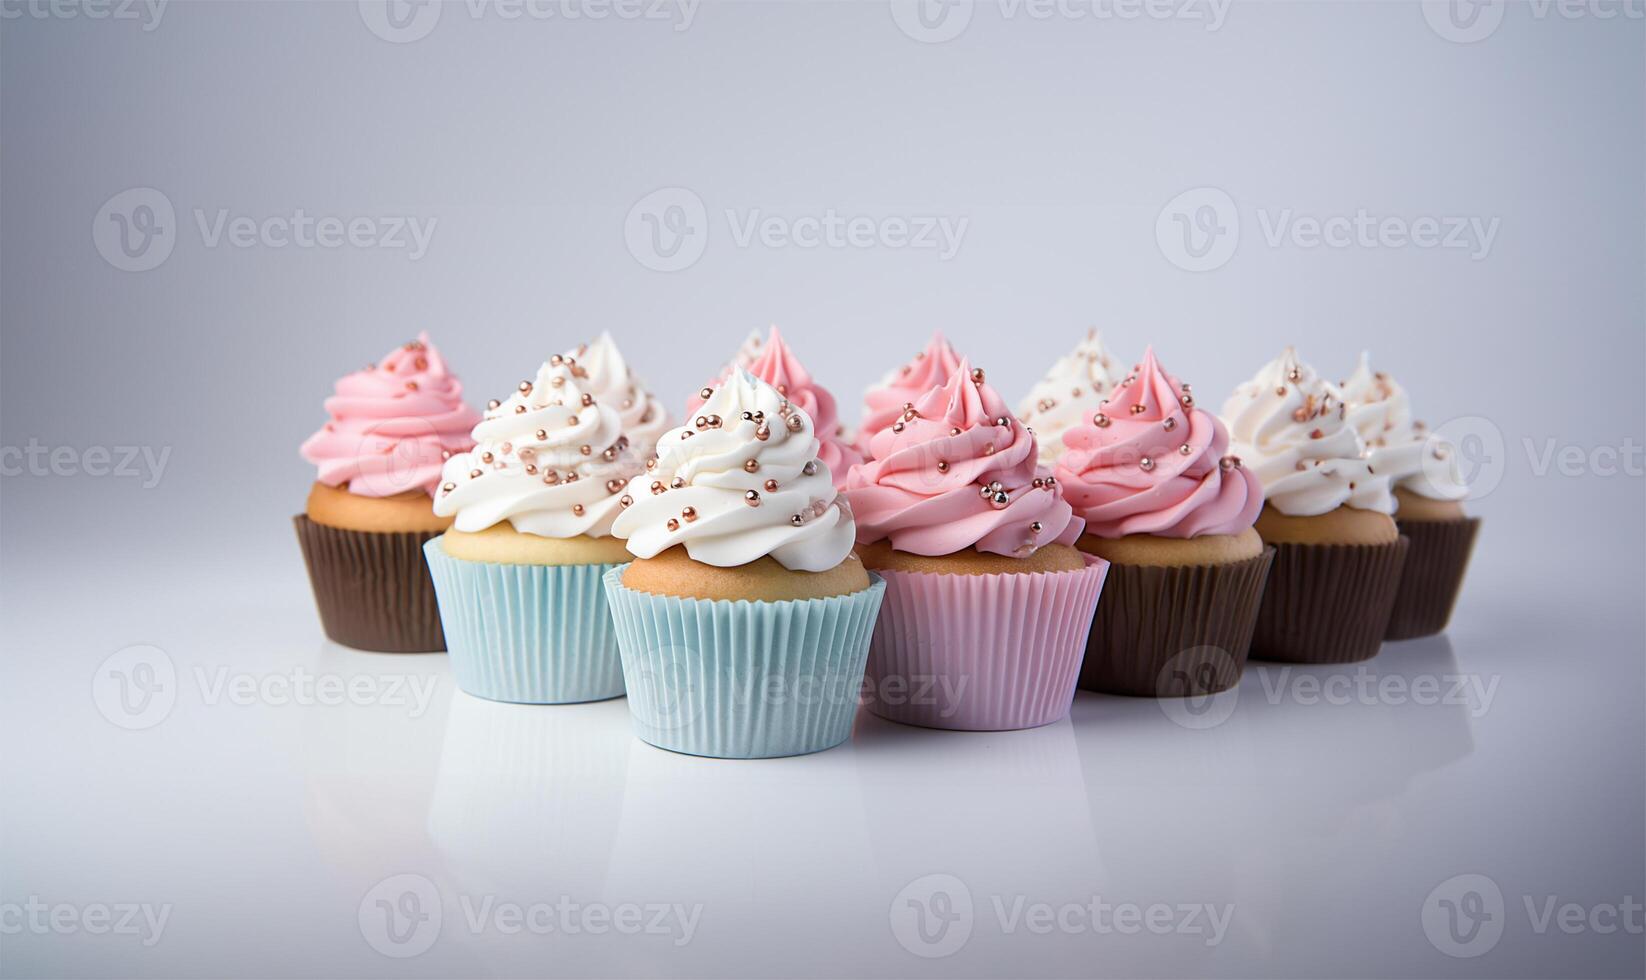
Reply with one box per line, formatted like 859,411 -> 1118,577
1340,352 -> 1468,502
566,332 -> 670,458
1016,329 -> 1124,466
612,368 -> 857,572
1221,348 -> 1393,517
434,352 -> 645,538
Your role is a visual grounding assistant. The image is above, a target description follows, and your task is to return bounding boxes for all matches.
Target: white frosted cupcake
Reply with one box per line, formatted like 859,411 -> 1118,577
1222,347 -> 1408,664
1341,352 -> 1478,639
1018,329 -> 1125,467
423,339 -> 659,703
604,368 -> 885,759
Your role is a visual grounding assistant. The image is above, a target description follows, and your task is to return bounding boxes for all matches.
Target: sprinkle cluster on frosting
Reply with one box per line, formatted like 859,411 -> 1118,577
1055,347 -> 1262,539
1220,347 -> 1393,517
1340,352 -> 1469,502
1019,329 -> 1126,467
845,359 -> 1083,557
858,330 -> 964,453
434,344 -> 650,538
612,368 -> 857,572
687,327 -> 862,488
300,332 -> 480,498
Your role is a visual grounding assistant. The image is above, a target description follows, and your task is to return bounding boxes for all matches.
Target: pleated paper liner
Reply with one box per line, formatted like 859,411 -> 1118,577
423,538 -> 626,704
1078,547 -> 1275,697
1250,536 -> 1410,664
603,568 -> 887,759
1385,517 -> 1481,640
862,554 -> 1109,732
292,514 -> 446,653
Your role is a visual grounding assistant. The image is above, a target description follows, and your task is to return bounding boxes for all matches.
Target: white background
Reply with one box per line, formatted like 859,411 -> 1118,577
1,1 -> 1642,976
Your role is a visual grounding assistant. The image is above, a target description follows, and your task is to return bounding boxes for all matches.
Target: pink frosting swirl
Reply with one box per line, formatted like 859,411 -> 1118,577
857,330 -> 964,453
845,359 -> 1083,557
1054,347 -> 1260,538
685,327 -> 862,488
300,332 -> 480,497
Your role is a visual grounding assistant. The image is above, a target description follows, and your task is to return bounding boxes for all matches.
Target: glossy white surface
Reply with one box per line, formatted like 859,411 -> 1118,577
2,555 -> 1640,978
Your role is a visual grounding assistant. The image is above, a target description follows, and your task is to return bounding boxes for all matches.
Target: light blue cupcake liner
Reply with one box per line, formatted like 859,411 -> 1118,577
603,567 -> 887,759
423,537 -> 625,704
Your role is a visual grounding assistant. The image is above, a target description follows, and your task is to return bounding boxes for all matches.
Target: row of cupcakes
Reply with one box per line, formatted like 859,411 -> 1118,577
293,329 -> 1478,758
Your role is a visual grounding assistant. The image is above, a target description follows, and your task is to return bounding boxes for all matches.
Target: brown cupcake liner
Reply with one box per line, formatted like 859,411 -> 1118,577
1249,535 -> 1409,665
1078,547 -> 1276,697
292,514 -> 446,653
1385,517 -> 1481,640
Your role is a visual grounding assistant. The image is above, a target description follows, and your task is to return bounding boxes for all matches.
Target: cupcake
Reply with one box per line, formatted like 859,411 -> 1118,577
1018,329 -> 1125,467
857,329 -> 963,454
845,360 -> 1110,731
1222,347 -> 1408,664
295,333 -> 479,652
1341,353 -> 1478,639
1055,348 -> 1274,697
686,326 -> 863,488
604,368 -> 885,759
422,339 -> 662,703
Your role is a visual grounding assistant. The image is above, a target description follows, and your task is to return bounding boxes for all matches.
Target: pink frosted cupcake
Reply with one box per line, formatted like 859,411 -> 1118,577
295,332 -> 480,652
856,329 -> 963,454
1054,348 -> 1274,697
686,326 -> 862,487
844,360 -> 1109,731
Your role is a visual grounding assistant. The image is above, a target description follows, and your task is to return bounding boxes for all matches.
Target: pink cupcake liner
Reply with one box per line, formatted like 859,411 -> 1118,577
862,553 -> 1109,731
